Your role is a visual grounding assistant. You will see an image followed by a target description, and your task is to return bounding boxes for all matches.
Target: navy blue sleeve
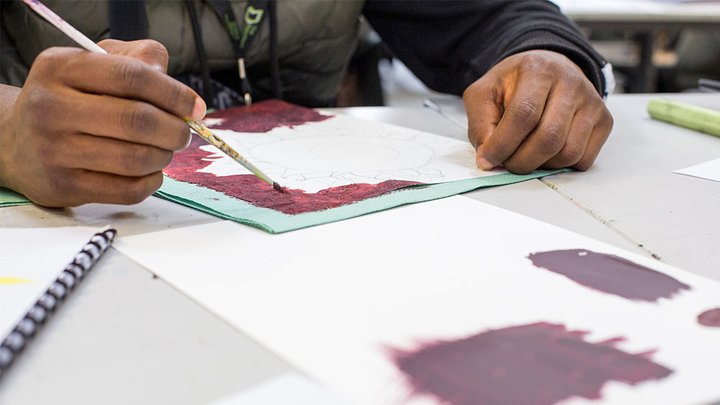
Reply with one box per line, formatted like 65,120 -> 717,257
362,0 -> 608,96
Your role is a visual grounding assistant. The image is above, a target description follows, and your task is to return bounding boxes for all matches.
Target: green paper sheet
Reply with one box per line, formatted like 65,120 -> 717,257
0,188 -> 31,207
156,170 -> 564,234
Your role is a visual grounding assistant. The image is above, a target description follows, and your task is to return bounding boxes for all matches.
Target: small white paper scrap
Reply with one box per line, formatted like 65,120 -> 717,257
674,157 -> 720,183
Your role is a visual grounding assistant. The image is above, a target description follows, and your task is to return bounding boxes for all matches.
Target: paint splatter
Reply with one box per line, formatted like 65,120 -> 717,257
202,99 -> 331,132
0,277 -> 32,285
389,322 -> 672,405
697,308 -> 720,327
527,249 -> 691,302
165,104 -> 422,214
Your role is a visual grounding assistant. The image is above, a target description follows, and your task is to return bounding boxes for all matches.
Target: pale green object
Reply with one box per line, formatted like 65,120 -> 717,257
0,172 -> 566,233
0,188 -> 30,207
647,98 -> 720,137
156,170 -> 565,234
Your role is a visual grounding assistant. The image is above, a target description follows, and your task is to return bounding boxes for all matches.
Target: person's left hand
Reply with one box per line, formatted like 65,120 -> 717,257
464,50 -> 613,174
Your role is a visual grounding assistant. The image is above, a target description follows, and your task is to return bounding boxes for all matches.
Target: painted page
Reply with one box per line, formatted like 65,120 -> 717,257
0,227 -> 104,342
674,157 -> 720,182
159,100 -> 561,233
116,196 -> 720,405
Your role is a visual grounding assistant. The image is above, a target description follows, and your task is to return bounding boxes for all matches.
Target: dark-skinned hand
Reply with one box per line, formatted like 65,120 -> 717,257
0,39 -> 205,207
464,50 -> 613,174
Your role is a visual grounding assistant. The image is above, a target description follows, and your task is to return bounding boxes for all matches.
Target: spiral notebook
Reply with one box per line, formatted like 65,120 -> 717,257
0,227 -> 116,378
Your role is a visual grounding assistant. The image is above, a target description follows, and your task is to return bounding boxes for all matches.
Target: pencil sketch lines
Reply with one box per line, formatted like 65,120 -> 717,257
196,114 -> 482,193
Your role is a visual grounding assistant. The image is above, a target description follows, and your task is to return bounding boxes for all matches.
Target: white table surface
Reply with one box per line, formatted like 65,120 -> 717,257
1,93 -> 719,404
551,0 -> 720,23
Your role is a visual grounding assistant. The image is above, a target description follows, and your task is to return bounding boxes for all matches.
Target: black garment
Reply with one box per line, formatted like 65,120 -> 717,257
102,0 -> 606,105
108,0 -> 148,41
363,0 -> 607,96
0,0 -> 606,104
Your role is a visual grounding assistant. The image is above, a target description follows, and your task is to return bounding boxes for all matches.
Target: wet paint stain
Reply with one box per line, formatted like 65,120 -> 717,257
527,249 -> 691,302
389,322 -> 672,405
0,277 -> 32,285
202,99 -> 331,133
697,308 -> 720,328
165,103 -> 421,214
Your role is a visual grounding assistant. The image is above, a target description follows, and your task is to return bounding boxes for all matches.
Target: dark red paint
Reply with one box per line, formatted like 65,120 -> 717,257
165,113 -> 421,214
697,308 -> 720,327
203,99 -> 331,132
528,249 -> 691,302
389,322 -> 672,405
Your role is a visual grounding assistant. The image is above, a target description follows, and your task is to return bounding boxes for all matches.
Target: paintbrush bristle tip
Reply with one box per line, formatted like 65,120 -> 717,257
272,182 -> 285,193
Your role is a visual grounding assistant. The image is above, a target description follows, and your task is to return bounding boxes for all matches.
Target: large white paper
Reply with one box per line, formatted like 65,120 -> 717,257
0,227 -> 105,341
199,113 -> 488,193
116,197 -> 720,405
674,157 -> 720,182
208,373 -> 351,405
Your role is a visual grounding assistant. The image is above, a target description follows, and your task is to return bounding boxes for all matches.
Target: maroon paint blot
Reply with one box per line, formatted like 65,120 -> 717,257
389,322 -> 672,405
165,131 -> 420,215
528,249 -> 691,302
697,308 -> 720,327
203,99 -> 330,132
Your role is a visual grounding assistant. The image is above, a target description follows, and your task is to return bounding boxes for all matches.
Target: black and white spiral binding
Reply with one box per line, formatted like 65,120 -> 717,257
0,228 -> 117,378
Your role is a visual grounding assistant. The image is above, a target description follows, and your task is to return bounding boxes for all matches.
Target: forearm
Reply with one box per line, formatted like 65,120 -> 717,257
363,0 -> 607,97
482,2 -> 608,98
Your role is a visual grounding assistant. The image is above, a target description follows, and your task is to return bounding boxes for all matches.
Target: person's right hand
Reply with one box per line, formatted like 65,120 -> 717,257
0,39 -> 205,207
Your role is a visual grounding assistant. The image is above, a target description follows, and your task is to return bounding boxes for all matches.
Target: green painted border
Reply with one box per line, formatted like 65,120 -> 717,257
156,170 -> 564,234
1,171 -> 565,232
0,188 -> 31,207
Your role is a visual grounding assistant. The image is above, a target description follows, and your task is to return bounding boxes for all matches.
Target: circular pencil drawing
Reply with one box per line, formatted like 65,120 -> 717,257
196,114 -> 484,193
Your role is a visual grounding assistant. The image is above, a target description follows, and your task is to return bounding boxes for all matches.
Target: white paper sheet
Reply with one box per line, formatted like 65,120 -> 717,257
0,227 -> 105,342
208,373 -> 351,405
674,157 -> 720,182
116,197 -> 720,405
199,113 -> 488,193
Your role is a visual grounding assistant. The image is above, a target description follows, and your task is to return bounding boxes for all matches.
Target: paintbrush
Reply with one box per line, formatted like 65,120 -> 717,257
22,0 -> 284,192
